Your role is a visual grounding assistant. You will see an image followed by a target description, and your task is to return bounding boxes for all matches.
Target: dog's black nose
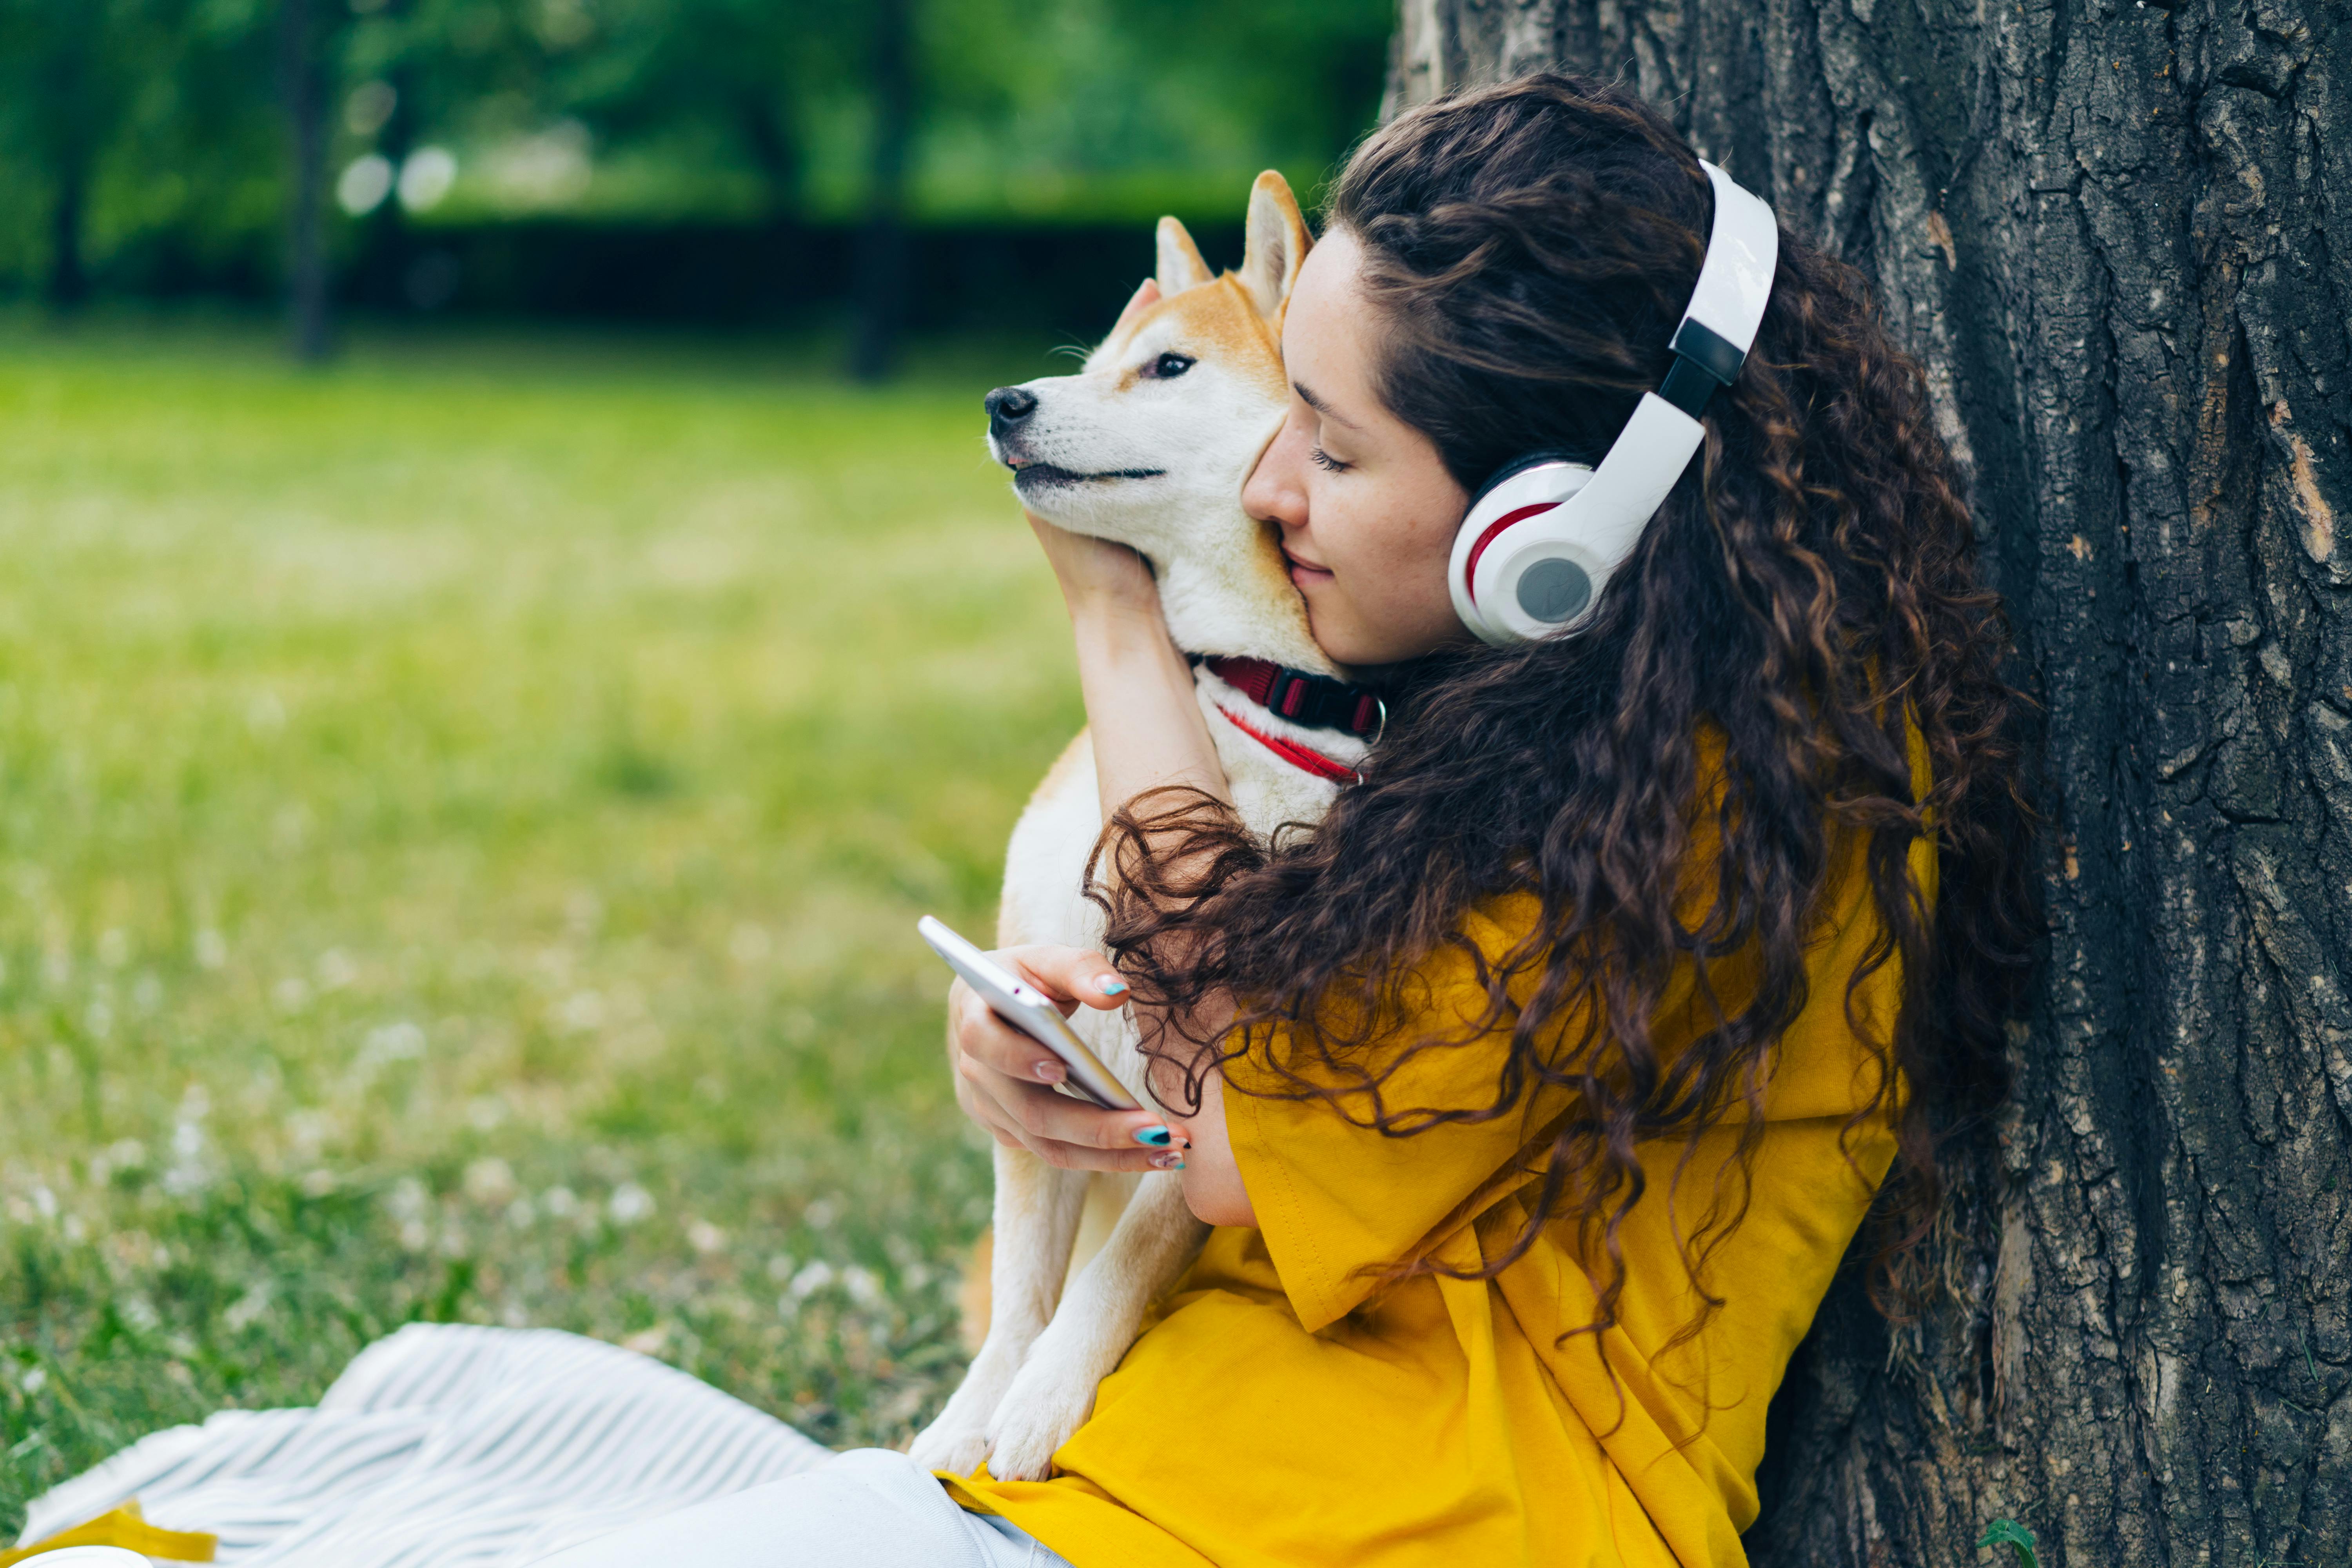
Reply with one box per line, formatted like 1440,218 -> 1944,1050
985,386 -> 1038,436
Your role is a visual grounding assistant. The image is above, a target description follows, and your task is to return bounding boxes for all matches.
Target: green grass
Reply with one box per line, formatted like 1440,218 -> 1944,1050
0,313 -> 1084,1535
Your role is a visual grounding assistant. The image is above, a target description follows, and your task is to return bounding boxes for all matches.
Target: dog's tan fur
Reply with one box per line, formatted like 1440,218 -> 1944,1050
909,173 -> 1356,1481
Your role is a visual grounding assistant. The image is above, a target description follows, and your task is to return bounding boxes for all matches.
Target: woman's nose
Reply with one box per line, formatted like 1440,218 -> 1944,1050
1243,413 -> 1311,529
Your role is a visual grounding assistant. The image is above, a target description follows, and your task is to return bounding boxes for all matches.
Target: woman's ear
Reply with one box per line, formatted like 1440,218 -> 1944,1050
1237,170 -> 1312,323
1156,218 -> 1213,295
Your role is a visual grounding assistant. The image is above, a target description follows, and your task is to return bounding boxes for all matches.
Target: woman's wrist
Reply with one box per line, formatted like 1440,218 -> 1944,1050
1069,597 -> 1177,658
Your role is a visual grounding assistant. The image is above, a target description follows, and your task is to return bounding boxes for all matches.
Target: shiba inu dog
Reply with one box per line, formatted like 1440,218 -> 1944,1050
910,172 -> 1383,1481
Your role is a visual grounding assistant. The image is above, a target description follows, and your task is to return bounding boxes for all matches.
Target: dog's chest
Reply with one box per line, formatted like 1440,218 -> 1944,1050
995,679 -> 1347,1096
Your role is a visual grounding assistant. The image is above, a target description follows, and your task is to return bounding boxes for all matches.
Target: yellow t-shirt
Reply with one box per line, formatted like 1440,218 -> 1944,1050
946,802 -> 1928,1568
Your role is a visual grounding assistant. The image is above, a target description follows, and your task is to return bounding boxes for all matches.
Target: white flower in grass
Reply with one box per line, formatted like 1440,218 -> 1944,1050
463,1158 -> 517,1207
163,1119 -> 212,1196
608,1183 -> 654,1225
687,1220 -> 726,1255
385,1176 -> 429,1224
245,690 -> 287,736
789,1260 -> 835,1299
552,991 -> 605,1034
317,949 -> 359,991
359,1021 -> 426,1068
225,1284 -> 272,1332
843,1266 -> 882,1308
542,1185 -> 579,1220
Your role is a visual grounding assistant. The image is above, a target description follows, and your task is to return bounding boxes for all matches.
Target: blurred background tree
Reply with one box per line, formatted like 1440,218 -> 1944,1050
0,0 -> 1391,364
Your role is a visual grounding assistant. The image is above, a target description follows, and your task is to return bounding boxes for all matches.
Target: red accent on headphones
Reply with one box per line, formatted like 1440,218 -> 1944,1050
1461,501 -> 1561,607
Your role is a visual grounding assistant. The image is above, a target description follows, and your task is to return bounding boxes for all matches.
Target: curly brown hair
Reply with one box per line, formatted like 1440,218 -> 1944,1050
1092,73 -> 2037,1342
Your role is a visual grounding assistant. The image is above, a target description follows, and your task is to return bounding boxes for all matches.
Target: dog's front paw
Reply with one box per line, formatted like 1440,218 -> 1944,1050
909,1348 -> 1021,1477
984,1342 -> 1106,1482
908,1404 -> 995,1477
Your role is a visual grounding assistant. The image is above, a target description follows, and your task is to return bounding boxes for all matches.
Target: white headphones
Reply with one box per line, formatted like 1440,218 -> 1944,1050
1447,160 -> 1780,646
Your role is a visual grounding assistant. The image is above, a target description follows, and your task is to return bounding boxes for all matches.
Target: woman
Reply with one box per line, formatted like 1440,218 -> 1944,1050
543,70 -> 2032,1568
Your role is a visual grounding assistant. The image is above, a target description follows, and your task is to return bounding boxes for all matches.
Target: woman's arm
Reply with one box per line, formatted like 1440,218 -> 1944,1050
1024,514 -> 1225,818
1027,516 -> 1255,1225
941,515 -> 1255,1224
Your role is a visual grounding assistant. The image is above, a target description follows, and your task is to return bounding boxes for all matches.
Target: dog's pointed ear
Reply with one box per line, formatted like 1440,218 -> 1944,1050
1237,171 -> 1311,323
1156,218 -> 1213,295
1108,277 -> 1161,341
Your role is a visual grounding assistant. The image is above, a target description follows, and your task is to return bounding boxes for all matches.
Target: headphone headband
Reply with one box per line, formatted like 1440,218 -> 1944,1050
1448,160 -> 1778,646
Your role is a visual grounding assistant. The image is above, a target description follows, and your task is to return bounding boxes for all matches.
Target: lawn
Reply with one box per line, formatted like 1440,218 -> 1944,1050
0,315 -> 1084,1535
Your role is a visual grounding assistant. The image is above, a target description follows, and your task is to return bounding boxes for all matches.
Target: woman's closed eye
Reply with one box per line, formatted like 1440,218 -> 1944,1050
1309,446 -> 1352,473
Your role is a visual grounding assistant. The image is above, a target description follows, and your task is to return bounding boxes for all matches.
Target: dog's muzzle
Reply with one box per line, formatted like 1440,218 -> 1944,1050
985,386 -> 1038,443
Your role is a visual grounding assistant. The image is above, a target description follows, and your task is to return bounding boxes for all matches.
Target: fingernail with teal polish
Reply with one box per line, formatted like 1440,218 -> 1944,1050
1097,975 -> 1129,996
1133,1126 -> 1172,1147
1151,1152 -> 1185,1171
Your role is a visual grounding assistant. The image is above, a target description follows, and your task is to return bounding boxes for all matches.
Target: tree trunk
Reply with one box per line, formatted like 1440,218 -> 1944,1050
848,0 -> 915,384
1387,4 -> 2350,1565
737,89 -> 803,225
279,0 -> 332,364
36,4 -> 98,314
45,150 -> 89,314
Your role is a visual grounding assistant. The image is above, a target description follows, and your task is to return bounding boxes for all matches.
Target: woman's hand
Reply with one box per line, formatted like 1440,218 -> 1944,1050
948,944 -> 1188,1173
1025,510 -> 1161,630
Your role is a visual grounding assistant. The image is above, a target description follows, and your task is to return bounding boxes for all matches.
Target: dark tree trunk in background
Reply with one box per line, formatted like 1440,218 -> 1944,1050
737,91 -> 804,225
45,152 -> 89,312
37,5 -> 98,313
279,0 -> 332,363
849,0 -> 915,383
1389,3 -> 2350,1564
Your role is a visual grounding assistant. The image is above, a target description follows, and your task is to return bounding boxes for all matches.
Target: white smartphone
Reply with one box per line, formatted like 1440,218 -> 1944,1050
918,915 -> 1142,1113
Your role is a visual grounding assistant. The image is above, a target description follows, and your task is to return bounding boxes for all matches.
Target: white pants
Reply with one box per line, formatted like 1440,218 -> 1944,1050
523,1448 -> 1073,1568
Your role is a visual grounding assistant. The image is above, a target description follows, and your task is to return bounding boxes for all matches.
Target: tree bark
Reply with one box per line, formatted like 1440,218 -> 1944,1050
279,0 -> 332,364
1387,4 -> 2350,1564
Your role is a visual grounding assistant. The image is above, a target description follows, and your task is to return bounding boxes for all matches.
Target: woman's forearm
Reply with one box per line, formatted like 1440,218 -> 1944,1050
1069,604 -> 1229,820
1065,606 -> 1253,1225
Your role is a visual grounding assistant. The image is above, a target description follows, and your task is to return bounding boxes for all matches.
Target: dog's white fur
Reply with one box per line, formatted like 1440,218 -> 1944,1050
909,173 -> 1357,1481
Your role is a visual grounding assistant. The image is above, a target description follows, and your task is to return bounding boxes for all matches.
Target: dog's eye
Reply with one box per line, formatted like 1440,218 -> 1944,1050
1147,353 -> 1196,379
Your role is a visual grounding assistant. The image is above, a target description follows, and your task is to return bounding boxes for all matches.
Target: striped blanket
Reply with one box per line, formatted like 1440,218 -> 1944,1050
16,1324 -> 832,1566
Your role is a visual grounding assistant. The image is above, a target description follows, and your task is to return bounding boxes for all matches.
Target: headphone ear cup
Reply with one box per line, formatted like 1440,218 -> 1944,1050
1449,456 -> 1595,646
1462,448 -> 1584,513
1508,555 -> 1595,624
